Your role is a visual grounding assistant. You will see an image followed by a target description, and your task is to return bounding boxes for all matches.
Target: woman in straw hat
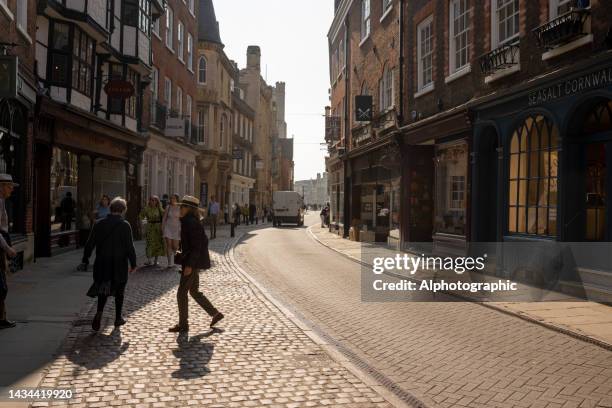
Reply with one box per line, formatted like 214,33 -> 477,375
168,195 -> 224,333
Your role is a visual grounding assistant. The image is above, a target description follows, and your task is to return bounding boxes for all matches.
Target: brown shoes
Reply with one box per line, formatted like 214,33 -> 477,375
210,312 -> 224,328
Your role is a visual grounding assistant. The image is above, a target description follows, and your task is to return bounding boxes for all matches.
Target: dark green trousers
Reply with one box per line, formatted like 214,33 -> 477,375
177,269 -> 217,327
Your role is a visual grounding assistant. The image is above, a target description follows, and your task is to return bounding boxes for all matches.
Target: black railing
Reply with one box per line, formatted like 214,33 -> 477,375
533,8 -> 589,49
479,42 -> 520,76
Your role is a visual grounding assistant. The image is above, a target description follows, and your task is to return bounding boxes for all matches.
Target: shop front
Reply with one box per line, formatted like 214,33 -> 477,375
347,140 -> 401,244
399,111 -> 471,255
35,102 -> 145,256
471,57 -> 612,297
326,156 -> 345,235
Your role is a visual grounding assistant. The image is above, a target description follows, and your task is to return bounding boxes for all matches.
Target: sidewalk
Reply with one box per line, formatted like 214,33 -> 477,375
309,224 -> 612,349
0,242 -> 147,400
2,223 -> 399,408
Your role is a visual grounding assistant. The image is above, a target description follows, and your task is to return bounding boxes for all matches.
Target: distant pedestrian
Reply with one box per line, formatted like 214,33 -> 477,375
139,196 -> 166,266
223,203 -> 229,224
81,197 -> 137,331
161,194 -> 169,210
249,203 -> 256,224
95,195 -> 111,220
242,204 -> 249,225
208,196 -> 219,239
162,194 -> 181,268
0,174 -> 18,330
233,203 -> 241,226
60,191 -> 75,231
169,196 -> 224,333
320,205 -> 329,228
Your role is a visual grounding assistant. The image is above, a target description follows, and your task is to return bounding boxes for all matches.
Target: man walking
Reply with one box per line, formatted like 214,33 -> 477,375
0,174 -> 18,330
208,196 -> 219,239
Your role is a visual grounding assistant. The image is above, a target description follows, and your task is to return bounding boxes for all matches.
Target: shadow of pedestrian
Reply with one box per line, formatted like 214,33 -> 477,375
67,327 -> 129,371
170,330 -> 219,379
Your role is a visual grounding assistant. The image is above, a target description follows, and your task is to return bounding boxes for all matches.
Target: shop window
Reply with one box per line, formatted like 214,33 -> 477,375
0,101 -> 26,234
50,147 -> 78,234
49,21 -> 71,86
508,115 -> 559,237
435,143 -> 468,235
71,27 -> 94,96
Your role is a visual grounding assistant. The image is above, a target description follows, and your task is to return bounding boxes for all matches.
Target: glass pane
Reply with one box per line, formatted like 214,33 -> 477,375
510,153 -> 519,179
53,23 -> 70,51
509,180 -> 518,205
518,179 -> 527,206
519,152 -> 527,178
517,206 -> 526,233
51,54 -> 68,83
508,206 -> 517,233
538,178 -> 549,207
529,152 -> 539,178
520,126 -> 528,152
510,133 -> 519,153
550,126 -> 559,147
528,179 -> 538,206
549,177 -> 558,206
537,207 -> 548,236
549,150 -> 558,178
548,208 -> 557,236
527,207 -> 537,234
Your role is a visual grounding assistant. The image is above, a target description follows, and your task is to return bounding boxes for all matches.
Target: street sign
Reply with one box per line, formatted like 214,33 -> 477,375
325,115 -> 340,141
355,95 -> 373,121
104,79 -> 135,98
232,148 -> 243,160
0,55 -> 18,100
165,117 -> 185,137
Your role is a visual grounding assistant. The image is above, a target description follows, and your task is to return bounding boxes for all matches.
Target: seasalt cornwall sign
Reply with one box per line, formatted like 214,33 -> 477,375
528,66 -> 612,106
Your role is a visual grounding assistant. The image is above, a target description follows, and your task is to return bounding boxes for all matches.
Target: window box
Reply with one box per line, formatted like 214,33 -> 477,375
533,8 -> 590,50
478,41 -> 520,77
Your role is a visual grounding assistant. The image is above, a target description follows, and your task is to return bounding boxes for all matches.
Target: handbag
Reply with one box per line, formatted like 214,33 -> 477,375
174,251 -> 184,265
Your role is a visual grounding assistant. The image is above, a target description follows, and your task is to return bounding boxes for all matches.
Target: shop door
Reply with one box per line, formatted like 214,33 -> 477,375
402,145 -> 435,244
584,142 -> 609,241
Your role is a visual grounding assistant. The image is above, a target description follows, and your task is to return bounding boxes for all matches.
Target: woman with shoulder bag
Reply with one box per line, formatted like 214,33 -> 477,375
168,196 -> 224,333
139,196 -> 166,266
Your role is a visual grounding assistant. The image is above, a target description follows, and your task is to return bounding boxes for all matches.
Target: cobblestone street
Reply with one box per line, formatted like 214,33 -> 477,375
30,227 -> 393,408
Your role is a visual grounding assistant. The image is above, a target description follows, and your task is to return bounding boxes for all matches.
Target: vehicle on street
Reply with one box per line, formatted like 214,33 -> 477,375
272,191 -> 304,227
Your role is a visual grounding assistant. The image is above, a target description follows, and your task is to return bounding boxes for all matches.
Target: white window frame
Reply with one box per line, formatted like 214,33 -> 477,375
177,87 -> 183,116
491,0 -> 519,48
417,16 -> 434,92
198,109 -> 207,144
449,0 -> 470,74
549,0 -> 573,19
0,0 -> 13,21
361,0 -> 371,42
186,95 -> 192,136
151,67 -> 159,100
189,0 -> 195,15
339,39 -> 345,72
177,21 -> 184,62
198,56 -> 207,84
187,33 -> 193,71
153,15 -> 160,37
165,7 -> 174,50
379,66 -> 394,111
164,77 -> 172,110
382,0 -> 393,13
16,0 -> 27,32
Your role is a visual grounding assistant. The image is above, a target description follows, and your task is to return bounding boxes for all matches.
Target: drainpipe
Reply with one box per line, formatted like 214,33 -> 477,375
398,0 -> 404,124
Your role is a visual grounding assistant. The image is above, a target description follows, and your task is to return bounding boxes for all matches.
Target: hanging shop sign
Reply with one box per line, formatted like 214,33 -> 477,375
104,79 -> 135,99
165,117 -> 185,138
355,95 -> 373,121
0,55 -> 18,100
325,115 -> 340,141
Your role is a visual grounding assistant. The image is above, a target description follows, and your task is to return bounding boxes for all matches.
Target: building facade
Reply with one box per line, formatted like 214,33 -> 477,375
195,0 -> 235,210
142,0 -> 198,202
295,172 -> 329,208
230,85 -> 256,210
0,0 -> 37,268
34,0 -> 163,255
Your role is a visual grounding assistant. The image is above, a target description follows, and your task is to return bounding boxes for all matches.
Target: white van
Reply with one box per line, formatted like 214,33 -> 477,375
272,191 -> 304,227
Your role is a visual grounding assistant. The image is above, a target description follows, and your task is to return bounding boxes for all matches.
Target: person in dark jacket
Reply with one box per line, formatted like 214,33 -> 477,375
169,195 -> 224,333
81,197 -> 137,331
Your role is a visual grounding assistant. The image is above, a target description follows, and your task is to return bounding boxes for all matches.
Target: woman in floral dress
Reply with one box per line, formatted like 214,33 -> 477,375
162,194 -> 181,268
139,196 -> 165,265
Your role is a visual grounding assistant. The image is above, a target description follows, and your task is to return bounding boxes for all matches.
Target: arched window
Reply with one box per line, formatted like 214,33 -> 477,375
198,56 -> 207,84
508,115 -> 559,236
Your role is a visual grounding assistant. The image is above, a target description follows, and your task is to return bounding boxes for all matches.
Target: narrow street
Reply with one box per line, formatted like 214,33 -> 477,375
234,213 -> 612,408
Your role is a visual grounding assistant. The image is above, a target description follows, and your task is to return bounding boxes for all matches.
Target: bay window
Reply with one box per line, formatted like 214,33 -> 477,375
71,27 -> 94,96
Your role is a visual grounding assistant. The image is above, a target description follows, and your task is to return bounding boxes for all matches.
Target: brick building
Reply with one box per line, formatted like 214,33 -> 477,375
142,0 -> 199,204
327,0 -> 612,295
230,85 -> 256,211
0,0 -> 37,268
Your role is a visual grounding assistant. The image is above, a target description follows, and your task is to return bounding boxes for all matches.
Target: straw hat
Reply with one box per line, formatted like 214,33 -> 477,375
0,174 -> 18,187
180,195 -> 200,208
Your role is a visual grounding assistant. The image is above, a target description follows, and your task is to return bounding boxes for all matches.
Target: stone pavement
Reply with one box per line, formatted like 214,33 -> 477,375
308,225 -> 612,349
26,225 -> 396,408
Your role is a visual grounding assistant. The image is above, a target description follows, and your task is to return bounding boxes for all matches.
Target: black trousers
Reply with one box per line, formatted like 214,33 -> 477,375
97,284 -> 126,319
177,269 -> 217,327
0,255 -> 8,321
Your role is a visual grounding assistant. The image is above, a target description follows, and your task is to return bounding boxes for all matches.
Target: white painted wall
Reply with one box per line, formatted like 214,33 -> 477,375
70,90 -> 91,111
66,0 -> 85,13
89,0 -> 107,29
123,26 -> 137,56
138,32 -> 150,64
50,87 -> 68,103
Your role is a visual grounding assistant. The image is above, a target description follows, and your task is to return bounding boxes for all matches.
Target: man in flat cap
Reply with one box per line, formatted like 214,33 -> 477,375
0,174 -> 18,329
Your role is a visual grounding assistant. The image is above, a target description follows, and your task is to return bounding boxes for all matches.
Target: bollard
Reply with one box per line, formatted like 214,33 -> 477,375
230,222 -> 235,237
